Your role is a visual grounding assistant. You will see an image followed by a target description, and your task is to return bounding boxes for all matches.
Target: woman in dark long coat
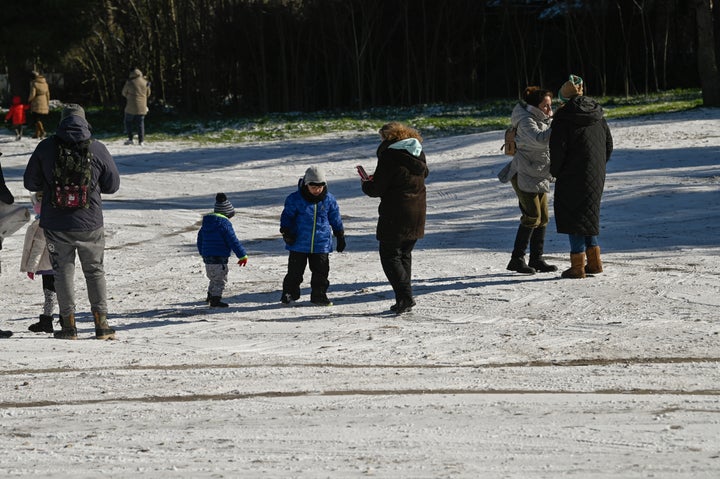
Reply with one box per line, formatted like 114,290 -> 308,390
361,122 -> 429,314
549,75 -> 613,278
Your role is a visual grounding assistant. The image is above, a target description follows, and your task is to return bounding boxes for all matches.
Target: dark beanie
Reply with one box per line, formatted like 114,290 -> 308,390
214,193 -> 235,217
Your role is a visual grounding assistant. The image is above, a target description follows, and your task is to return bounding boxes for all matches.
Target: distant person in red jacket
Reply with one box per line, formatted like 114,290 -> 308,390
5,95 -> 29,141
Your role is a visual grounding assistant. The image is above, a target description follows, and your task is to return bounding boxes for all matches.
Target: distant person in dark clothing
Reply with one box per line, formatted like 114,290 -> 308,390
550,75 -> 613,279
361,122 -> 429,315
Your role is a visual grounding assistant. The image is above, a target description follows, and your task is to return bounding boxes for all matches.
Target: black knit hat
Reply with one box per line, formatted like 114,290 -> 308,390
214,193 -> 235,217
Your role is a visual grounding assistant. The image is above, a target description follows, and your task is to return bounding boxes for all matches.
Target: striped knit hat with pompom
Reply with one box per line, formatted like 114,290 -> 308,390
214,193 -> 235,218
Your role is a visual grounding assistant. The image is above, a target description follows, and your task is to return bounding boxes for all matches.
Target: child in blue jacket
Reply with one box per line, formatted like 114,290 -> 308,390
197,193 -> 248,307
280,166 -> 345,306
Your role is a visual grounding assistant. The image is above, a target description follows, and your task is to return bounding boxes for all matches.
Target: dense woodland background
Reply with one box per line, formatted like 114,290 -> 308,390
1,0 -> 719,115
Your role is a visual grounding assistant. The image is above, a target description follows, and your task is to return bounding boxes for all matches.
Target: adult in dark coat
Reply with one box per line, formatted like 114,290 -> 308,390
24,104 -> 121,339
361,122 -> 429,314
549,75 -> 613,278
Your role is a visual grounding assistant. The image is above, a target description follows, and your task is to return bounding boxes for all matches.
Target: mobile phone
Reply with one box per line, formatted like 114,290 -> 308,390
356,165 -> 370,181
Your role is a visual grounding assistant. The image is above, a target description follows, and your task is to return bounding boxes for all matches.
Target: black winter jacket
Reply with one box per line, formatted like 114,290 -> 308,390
362,139 -> 429,243
549,96 -> 613,236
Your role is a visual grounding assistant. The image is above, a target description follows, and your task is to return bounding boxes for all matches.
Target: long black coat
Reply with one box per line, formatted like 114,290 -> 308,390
362,139 -> 429,243
549,96 -> 613,236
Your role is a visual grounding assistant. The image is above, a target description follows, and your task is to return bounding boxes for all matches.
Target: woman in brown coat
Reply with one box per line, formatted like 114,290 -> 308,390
28,71 -> 50,139
361,122 -> 429,314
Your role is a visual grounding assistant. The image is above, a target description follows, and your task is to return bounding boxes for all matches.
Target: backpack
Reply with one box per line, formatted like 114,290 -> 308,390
500,126 -> 517,156
52,137 -> 94,209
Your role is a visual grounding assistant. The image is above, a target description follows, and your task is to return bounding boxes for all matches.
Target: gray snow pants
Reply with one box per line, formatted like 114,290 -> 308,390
44,228 -> 108,318
205,263 -> 228,297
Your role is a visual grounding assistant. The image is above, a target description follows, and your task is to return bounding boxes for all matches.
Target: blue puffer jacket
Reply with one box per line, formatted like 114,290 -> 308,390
197,213 -> 247,263
280,179 -> 343,254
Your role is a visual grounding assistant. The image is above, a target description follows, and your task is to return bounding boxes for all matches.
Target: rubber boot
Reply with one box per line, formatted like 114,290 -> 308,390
528,226 -> 558,272
28,314 -> 54,333
506,225 -> 535,274
585,246 -> 603,274
93,312 -> 116,340
54,313 -> 78,340
209,296 -> 229,308
561,252 -> 587,279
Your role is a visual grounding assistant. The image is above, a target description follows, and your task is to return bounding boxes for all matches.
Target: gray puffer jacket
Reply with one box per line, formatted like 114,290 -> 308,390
499,102 -> 553,193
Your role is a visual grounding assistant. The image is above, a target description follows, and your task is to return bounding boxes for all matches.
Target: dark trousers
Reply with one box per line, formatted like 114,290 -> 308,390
282,251 -> 329,301
379,240 -> 416,303
124,113 -> 146,143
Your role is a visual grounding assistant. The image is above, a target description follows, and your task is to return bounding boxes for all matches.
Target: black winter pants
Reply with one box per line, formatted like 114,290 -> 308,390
282,251 -> 330,301
379,240 -> 416,303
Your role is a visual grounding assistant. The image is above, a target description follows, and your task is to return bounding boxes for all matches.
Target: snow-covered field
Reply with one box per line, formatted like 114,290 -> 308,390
0,108 -> 718,478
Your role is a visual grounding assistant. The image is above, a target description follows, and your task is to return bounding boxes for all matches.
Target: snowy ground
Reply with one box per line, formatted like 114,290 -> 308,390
0,108 -> 718,478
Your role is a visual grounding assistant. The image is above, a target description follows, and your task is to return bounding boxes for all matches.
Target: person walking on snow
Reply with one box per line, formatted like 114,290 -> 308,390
196,193 -> 248,308
20,191 -> 57,334
498,86 -> 557,274
279,166 -> 345,306
28,71 -> 50,139
5,95 -> 29,141
361,122 -> 429,315
23,104 -> 121,340
122,68 -> 150,145
549,74 -> 613,278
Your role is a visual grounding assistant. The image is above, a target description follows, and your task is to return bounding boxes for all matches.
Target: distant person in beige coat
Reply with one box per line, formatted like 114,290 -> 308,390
28,71 -> 50,139
122,68 -> 150,145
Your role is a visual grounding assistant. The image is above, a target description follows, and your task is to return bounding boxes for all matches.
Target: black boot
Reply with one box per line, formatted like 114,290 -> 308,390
507,225 -> 536,274
28,314 -> 54,333
209,296 -> 229,308
528,226 -> 558,272
0,329 -> 12,338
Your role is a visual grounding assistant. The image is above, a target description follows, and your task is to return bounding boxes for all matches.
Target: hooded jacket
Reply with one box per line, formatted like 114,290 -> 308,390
280,179 -> 343,254
197,213 -> 247,262
5,96 -> 28,126
504,102 -> 553,193
122,69 -> 151,115
28,75 -> 50,115
362,138 -> 429,242
549,96 -> 613,236
23,115 -> 121,232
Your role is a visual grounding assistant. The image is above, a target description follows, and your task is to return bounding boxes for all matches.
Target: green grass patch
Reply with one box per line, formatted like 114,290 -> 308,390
49,89 -> 704,144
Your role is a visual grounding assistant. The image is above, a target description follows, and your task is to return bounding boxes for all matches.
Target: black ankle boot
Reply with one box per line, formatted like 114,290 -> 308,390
28,314 -> 54,333
209,296 -> 229,308
507,225 -> 536,274
529,226 -> 557,272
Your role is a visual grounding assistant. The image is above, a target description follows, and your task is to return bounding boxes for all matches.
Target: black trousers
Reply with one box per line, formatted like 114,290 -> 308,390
282,251 -> 329,301
379,240 -> 416,303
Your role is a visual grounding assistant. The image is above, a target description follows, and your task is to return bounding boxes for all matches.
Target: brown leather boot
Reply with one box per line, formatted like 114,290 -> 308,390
561,252 -> 587,279
585,246 -> 603,274
93,312 -> 116,340
54,313 -> 77,340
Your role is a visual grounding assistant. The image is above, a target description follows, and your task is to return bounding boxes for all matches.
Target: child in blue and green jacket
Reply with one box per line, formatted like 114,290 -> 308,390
197,193 -> 248,308
279,166 -> 345,306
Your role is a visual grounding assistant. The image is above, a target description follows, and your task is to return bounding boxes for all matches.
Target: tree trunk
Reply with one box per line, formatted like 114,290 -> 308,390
694,0 -> 720,106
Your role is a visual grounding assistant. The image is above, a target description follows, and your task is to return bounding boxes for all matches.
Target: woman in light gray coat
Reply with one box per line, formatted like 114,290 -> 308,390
499,86 -> 556,274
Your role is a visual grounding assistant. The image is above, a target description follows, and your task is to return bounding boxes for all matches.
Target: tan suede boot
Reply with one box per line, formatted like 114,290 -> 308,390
561,252 -> 587,279
93,312 -> 116,340
54,313 -> 77,340
585,246 -> 603,274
